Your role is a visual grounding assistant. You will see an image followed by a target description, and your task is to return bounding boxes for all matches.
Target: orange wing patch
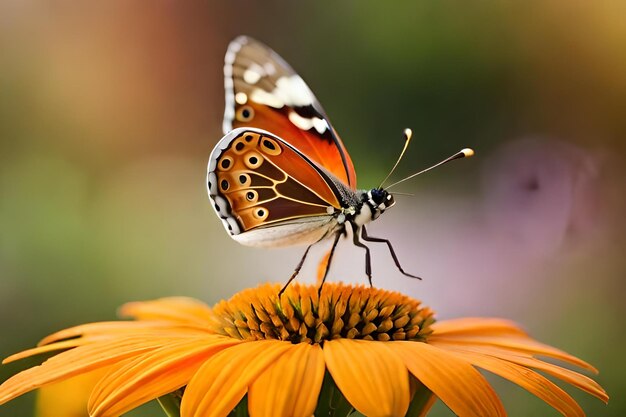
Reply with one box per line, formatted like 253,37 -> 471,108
231,102 -> 356,189
224,36 -> 357,189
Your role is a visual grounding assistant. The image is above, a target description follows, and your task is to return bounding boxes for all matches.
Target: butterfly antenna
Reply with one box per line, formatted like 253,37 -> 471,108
379,128 -> 414,189
386,148 -> 475,190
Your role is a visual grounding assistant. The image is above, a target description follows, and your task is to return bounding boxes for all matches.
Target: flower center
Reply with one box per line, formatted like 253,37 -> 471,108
207,283 -> 434,344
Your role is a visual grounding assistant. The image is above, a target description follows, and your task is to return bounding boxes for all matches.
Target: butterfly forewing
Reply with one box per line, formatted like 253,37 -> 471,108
224,36 -> 357,189
208,128 -> 349,246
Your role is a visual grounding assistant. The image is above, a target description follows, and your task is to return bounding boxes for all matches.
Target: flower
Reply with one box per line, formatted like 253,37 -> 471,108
0,283 -> 607,417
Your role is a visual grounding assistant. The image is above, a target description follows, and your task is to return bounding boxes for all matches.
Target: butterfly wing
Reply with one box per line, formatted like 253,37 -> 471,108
207,128 -> 356,248
223,36 -> 357,189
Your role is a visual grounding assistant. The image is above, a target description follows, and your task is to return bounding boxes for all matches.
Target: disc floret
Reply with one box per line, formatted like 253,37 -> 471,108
207,283 -> 435,344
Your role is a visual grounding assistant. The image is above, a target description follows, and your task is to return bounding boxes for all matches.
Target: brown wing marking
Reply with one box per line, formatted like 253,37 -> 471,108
214,130 -> 341,232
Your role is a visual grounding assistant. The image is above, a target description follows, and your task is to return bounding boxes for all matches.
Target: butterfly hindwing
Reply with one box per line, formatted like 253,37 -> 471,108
223,36 -> 357,189
208,128 -> 353,246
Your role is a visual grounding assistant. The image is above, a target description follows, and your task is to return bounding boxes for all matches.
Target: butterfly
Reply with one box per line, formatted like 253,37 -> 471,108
207,36 -> 473,293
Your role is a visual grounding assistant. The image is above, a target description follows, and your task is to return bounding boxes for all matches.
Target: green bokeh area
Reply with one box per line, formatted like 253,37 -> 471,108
1,2 -> 624,416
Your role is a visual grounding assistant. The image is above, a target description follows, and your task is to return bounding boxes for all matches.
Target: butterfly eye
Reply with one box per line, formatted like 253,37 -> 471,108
253,207 -> 268,220
219,156 -> 234,171
236,105 -> 255,122
260,137 -> 282,156
244,152 -> 263,169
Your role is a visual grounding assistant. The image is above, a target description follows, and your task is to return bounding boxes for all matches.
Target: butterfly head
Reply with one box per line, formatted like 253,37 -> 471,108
363,188 -> 395,220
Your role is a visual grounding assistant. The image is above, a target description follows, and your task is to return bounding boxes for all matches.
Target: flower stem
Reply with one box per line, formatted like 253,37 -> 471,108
406,380 -> 436,417
315,372 -> 354,417
157,393 -> 181,417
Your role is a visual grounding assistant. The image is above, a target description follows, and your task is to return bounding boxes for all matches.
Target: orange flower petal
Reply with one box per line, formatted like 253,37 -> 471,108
89,336 -> 239,417
38,321 -> 207,346
36,367 -> 111,417
430,335 -> 597,372
292,345 -> 327,417
6,323 -> 208,364
324,339 -> 410,417
437,343 -> 608,403
248,343 -> 325,417
4,339 -> 92,364
506,356 -> 608,403
181,340 -> 293,417
444,349 -> 585,417
0,335 -> 174,405
432,318 -> 528,337
390,341 -> 505,417
119,297 -> 214,326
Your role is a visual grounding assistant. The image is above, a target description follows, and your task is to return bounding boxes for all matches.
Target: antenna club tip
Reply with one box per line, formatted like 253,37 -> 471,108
403,128 -> 412,139
461,148 -> 475,157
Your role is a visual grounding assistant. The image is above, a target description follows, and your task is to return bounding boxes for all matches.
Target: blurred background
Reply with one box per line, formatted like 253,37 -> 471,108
1,1 -> 624,416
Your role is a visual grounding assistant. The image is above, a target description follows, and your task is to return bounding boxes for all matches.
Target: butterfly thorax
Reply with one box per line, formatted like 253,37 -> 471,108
337,188 -> 395,228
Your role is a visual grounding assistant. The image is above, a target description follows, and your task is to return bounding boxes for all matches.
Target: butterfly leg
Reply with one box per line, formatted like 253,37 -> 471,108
317,232 -> 342,296
351,223 -> 373,286
279,244 -> 313,296
360,226 -> 421,280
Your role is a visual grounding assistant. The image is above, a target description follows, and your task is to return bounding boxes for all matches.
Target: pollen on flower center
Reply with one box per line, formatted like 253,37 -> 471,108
207,283 -> 435,344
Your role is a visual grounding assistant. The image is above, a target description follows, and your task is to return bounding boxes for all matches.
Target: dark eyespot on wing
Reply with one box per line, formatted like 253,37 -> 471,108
262,139 -> 276,151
